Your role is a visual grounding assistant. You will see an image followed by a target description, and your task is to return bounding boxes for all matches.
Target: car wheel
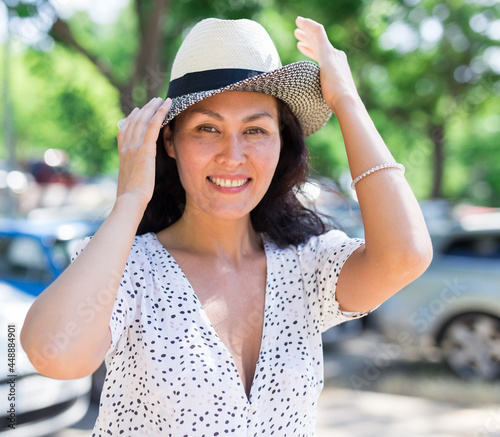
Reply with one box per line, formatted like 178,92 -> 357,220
440,313 -> 500,380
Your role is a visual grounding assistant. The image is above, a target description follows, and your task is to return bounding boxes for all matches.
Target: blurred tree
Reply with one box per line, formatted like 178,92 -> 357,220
1,39 -> 123,175
356,0 -> 500,200
268,0 -> 500,201
2,0 -> 499,204
2,0 -> 265,175
7,0 -> 265,114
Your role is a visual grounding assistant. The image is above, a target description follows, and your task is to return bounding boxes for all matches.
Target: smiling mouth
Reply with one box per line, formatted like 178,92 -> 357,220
207,177 -> 250,188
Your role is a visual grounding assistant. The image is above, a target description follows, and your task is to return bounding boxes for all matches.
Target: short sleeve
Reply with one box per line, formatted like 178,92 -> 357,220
70,236 -> 92,262
71,237 -> 142,357
298,229 -> 367,331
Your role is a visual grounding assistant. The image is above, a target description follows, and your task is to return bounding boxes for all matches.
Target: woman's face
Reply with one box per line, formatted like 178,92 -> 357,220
164,91 -> 281,222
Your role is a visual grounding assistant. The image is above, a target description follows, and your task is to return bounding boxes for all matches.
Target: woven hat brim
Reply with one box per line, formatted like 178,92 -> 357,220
161,61 -> 332,138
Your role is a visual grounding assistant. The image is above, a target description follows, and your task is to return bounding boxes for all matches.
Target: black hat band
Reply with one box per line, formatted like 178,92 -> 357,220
166,68 -> 266,99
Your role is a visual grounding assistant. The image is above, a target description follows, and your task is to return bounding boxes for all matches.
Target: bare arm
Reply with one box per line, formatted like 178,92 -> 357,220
295,17 -> 433,312
21,97 -> 172,379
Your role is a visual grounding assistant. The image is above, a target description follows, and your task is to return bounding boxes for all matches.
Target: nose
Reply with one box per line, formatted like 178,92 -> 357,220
215,134 -> 246,166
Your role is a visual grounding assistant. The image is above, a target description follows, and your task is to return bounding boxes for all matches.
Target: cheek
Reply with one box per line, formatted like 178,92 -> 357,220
172,143 -> 212,188
175,153 -> 199,183
260,143 -> 281,178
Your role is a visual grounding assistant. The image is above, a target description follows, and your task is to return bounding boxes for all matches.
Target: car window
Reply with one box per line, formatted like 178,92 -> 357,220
0,235 -> 53,282
51,238 -> 80,269
443,235 -> 500,259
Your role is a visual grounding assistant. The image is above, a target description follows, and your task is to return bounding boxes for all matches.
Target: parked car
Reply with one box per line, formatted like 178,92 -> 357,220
371,211 -> 500,380
0,282 -> 91,436
0,217 -> 105,402
0,218 -> 101,296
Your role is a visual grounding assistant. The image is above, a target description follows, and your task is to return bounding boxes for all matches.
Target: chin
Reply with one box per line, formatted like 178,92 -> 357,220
186,194 -> 263,222
199,201 -> 258,221
209,209 -> 253,222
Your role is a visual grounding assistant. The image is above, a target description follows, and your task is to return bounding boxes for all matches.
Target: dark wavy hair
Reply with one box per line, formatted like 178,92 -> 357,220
136,98 -> 329,247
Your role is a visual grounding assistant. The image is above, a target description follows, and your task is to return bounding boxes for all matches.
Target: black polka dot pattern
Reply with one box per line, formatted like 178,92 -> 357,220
72,230 -> 367,436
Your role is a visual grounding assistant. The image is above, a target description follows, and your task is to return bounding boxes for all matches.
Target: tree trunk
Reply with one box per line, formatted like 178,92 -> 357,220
49,0 -> 172,116
120,0 -> 171,115
429,123 -> 445,199
2,27 -> 19,215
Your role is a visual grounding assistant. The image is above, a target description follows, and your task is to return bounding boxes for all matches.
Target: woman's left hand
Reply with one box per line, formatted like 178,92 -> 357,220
294,16 -> 360,115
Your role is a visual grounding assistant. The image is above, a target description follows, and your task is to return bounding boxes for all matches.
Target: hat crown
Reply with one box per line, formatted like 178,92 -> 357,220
171,18 -> 282,81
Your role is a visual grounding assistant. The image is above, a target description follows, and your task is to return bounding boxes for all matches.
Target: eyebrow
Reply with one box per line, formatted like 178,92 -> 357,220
190,108 -> 275,123
190,108 -> 223,120
243,112 -> 274,123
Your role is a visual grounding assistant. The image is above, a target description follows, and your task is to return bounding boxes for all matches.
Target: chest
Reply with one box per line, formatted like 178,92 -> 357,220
172,254 -> 268,396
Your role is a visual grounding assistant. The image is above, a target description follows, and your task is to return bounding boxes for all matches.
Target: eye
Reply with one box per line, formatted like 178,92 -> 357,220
245,128 -> 266,135
199,125 -> 218,133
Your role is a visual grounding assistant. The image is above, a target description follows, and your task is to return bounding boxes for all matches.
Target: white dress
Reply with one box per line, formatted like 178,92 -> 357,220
72,230 -> 369,436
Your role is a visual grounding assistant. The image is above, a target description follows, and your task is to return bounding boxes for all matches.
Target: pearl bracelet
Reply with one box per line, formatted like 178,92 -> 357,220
351,163 -> 405,190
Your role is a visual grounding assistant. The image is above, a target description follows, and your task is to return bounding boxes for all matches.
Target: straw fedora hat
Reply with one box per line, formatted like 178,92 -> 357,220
161,18 -> 332,137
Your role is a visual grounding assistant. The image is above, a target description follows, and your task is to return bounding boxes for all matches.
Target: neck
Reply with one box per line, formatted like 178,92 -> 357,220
158,207 -> 263,263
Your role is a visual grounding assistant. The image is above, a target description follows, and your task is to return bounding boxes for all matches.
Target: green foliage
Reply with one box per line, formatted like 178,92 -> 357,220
446,96 -> 500,205
64,9 -> 138,84
2,0 -> 499,204
1,42 -> 122,175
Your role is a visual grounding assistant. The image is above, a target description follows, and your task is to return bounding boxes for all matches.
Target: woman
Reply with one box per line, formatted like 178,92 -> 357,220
21,17 -> 432,436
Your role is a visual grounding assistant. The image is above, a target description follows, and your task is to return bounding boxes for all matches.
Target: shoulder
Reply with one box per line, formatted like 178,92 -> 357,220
297,230 -> 361,275
299,229 -> 356,250
71,232 -> 158,259
263,229 -> 356,253
130,232 -> 157,255
263,229 -> 363,268
126,232 -> 168,268
71,233 -> 163,268
295,229 -> 363,259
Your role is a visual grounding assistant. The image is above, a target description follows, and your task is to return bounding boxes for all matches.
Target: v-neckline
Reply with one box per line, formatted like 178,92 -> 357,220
150,232 -> 271,403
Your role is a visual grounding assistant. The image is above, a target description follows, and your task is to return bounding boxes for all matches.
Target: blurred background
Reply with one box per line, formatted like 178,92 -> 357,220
0,0 -> 499,436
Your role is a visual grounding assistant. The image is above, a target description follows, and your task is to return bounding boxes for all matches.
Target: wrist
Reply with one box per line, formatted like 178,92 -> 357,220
328,92 -> 364,117
113,193 -> 149,223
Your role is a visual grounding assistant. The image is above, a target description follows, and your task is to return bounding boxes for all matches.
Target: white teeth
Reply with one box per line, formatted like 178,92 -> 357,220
209,177 -> 248,188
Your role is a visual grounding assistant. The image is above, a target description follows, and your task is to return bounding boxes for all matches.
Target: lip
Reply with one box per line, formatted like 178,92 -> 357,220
206,174 -> 252,192
208,174 -> 251,180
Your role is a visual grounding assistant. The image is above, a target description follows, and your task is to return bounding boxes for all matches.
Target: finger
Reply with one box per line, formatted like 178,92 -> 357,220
123,97 -> 165,146
121,107 -> 140,127
296,16 -> 322,31
297,42 -> 317,61
295,16 -> 318,34
131,97 -> 168,136
151,98 -> 172,125
295,15 -> 307,26
296,16 -> 330,47
118,107 -> 142,133
294,28 -> 310,45
142,98 -> 173,144
117,107 -> 139,147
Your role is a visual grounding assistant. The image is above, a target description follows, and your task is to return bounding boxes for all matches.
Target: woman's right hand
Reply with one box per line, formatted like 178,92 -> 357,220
21,97 -> 172,380
116,97 -> 172,209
